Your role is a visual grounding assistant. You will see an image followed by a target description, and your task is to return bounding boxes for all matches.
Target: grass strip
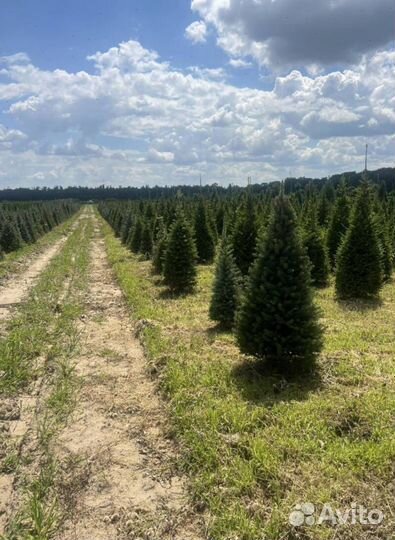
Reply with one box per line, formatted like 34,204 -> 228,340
1,213 -> 93,540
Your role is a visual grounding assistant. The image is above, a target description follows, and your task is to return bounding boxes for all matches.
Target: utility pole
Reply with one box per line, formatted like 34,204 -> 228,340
199,174 -> 202,188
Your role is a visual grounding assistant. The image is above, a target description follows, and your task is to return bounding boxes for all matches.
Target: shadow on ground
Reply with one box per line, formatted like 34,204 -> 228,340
231,358 -> 322,406
336,296 -> 383,312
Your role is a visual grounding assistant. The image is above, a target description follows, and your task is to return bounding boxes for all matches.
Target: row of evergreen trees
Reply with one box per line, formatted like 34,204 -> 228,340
0,200 -> 80,258
99,179 -> 394,372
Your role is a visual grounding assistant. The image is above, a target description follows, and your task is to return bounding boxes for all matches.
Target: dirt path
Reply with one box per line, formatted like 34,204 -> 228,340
55,221 -> 203,540
0,225 -> 77,335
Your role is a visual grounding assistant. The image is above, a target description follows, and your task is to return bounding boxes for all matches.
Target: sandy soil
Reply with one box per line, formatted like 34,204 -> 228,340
0,230 -> 73,337
54,222 -> 203,539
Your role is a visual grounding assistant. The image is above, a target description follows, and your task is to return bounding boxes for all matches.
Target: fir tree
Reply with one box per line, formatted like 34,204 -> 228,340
373,212 -> 393,282
120,211 -> 134,245
0,220 -> 23,253
304,229 -> 330,287
194,200 -> 215,263
25,212 -> 38,243
303,209 -> 330,287
236,195 -> 323,372
129,219 -> 143,253
163,213 -> 197,293
140,223 -> 153,259
215,205 -> 225,237
232,196 -> 257,275
335,183 -> 383,299
152,229 -> 168,274
327,184 -> 350,270
317,181 -> 335,227
17,215 -> 32,244
209,239 -> 241,328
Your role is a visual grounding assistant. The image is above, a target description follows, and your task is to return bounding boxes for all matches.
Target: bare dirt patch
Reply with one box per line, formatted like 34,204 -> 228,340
55,224 -> 204,540
0,240 -> 66,326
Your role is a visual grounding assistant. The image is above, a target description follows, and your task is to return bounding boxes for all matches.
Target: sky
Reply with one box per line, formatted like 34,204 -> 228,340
0,0 -> 394,188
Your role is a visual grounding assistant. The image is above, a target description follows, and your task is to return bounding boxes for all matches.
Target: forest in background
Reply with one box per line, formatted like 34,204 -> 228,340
0,167 -> 394,201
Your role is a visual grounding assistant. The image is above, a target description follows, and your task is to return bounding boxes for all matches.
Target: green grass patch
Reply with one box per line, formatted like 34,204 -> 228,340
0,214 -> 89,394
1,213 -> 93,540
101,217 -> 395,540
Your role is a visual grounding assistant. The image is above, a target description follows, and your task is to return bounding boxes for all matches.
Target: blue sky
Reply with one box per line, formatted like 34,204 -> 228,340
0,0 -> 394,187
1,1 -> 211,70
0,1 -> 260,87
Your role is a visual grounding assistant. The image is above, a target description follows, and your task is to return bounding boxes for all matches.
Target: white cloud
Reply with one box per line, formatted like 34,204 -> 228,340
0,41 -> 394,187
188,65 -> 227,80
229,58 -> 252,69
146,148 -> 175,163
0,52 -> 30,65
0,124 -> 27,151
185,20 -> 208,44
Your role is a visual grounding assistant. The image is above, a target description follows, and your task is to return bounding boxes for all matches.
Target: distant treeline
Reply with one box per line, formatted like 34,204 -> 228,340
0,168 -> 394,202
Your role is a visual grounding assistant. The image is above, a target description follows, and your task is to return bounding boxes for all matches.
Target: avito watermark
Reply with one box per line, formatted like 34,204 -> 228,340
289,502 -> 384,527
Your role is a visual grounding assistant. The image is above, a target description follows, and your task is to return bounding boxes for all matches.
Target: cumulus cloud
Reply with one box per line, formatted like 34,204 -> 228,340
187,65 -> 227,80
146,148 -> 175,163
191,0 -> 395,69
185,20 -> 208,43
0,124 -> 27,151
0,40 -> 394,187
229,58 -> 252,69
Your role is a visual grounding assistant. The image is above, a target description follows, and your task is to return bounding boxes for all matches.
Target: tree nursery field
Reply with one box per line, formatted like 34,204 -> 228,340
0,173 -> 394,540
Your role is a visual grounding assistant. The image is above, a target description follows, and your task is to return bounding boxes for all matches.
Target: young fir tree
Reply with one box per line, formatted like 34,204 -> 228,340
139,223 -> 153,259
215,205 -> 225,237
194,200 -> 215,263
209,239 -> 241,328
373,211 -> 393,282
163,213 -> 197,293
236,195 -> 323,373
25,212 -> 38,243
0,220 -> 23,253
303,209 -> 330,287
326,183 -> 350,270
335,183 -> 383,299
232,196 -> 257,275
17,215 -> 32,245
317,181 -> 336,227
129,219 -> 143,253
120,211 -> 134,245
152,226 -> 168,274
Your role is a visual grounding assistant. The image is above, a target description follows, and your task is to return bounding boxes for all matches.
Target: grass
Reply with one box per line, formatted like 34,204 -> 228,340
1,213 -> 93,540
101,217 -> 395,540
0,214 -> 89,394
